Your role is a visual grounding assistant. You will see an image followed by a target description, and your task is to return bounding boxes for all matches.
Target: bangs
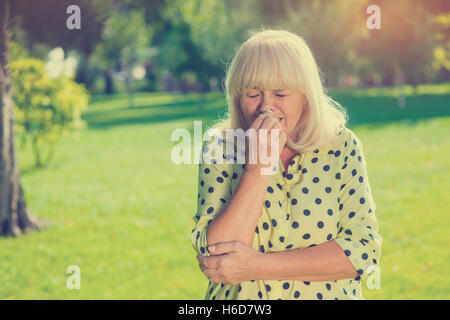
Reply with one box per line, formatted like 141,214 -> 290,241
229,40 -> 303,95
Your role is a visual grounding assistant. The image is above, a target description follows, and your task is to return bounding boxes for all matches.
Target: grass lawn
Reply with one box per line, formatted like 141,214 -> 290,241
0,84 -> 449,299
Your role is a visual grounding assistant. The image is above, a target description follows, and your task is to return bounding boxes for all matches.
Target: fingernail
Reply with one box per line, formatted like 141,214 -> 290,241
208,245 -> 215,253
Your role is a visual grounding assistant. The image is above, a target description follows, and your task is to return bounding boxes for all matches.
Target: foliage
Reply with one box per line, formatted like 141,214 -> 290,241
10,56 -> 89,167
90,9 -> 153,104
158,0 -> 242,86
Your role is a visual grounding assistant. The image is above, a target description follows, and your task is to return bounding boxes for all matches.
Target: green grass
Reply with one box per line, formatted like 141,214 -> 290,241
0,84 -> 449,299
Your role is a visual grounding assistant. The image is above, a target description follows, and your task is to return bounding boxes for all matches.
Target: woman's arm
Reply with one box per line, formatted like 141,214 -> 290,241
191,113 -> 284,257
256,240 -> 357,281
206,168 -> 271,247
197,240 -> 357,284
206,113 -> 286,248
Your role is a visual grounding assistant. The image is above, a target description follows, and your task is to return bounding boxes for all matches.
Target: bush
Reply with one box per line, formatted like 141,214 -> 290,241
11,57 -> 89,167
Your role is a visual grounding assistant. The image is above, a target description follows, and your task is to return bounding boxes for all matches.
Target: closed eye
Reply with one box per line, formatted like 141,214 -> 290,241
249,94 -> 286,98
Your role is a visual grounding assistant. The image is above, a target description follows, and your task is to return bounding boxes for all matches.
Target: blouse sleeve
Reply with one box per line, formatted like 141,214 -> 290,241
190,138 -> 234,257
334,131 -> 382,282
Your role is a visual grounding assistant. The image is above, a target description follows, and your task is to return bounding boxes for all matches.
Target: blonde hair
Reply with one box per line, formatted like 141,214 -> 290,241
213,27 -> 348,154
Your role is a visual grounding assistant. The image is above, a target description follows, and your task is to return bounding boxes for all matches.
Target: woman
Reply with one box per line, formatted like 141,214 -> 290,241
191,28 -> 382,300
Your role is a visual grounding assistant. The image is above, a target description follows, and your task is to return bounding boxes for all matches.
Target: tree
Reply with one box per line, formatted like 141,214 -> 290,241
357,0 -> 437,106
11,0 -> 113,89
279,0 -> 369,86
158,0 -> 243,114
0,0 -> 43,237
90,9 -> 153,106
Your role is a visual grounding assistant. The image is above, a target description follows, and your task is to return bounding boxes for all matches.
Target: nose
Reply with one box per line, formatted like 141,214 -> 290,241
258,94 -> 277,115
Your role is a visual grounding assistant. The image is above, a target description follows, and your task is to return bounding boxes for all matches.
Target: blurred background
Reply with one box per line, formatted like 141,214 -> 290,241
0,0 -> 449,299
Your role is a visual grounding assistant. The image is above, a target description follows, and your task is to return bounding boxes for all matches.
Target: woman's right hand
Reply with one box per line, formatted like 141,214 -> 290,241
244,111 -> 287,174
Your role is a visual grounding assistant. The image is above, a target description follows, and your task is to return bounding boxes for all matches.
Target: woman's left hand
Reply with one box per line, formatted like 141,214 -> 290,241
196,241 -> 263,285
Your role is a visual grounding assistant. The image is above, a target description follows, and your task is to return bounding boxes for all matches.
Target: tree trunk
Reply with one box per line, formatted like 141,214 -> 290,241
394,63 -> 406,109
0,0 -> 43,237
125,66 -> 134,108
103,70 -> 114,95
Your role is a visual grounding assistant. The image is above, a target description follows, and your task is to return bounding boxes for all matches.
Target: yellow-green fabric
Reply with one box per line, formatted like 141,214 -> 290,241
191,126 -> 382,300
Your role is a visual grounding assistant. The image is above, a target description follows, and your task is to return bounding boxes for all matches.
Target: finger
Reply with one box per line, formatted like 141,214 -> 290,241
268,120 -> 283,136
250,112 -> 272,130
197,254 -> 205,267
201,255 -> 222,269
259,115 -> 279,130
209,241 -> 239,255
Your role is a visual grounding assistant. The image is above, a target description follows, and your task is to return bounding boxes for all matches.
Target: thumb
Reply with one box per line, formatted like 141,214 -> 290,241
208,241 -> 239,255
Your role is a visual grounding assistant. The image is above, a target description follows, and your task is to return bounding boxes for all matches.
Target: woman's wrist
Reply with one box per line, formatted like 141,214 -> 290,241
243,166 -> 276,181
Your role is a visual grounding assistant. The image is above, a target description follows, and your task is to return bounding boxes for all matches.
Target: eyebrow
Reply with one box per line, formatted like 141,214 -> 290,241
250,87 -> 285,92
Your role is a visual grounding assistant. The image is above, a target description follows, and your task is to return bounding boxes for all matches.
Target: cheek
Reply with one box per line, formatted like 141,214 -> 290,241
284,106 -> 303,130
241,100 -> 258,121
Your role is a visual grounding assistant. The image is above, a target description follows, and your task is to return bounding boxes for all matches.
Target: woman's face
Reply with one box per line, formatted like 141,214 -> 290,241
239,87 -> 306,140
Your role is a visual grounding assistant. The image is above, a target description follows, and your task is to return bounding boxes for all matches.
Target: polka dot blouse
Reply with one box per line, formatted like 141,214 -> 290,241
191,126 -> 382,300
